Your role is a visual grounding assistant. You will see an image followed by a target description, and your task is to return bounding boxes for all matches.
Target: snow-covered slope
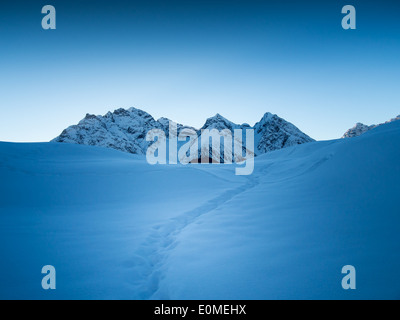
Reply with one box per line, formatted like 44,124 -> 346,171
1,121 -> 399,299
342,115 -> 400,138
52,108 -> 314,160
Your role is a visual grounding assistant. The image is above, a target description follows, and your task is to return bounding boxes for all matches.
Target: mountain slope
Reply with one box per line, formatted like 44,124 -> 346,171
155,120 -> 400,299
1,121 -> 400,299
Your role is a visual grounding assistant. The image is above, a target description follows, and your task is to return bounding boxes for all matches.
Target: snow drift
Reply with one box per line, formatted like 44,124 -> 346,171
0,120 -> 399,299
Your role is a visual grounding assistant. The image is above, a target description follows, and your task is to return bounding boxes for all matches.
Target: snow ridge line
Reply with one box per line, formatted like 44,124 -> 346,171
129,169 -> 261,299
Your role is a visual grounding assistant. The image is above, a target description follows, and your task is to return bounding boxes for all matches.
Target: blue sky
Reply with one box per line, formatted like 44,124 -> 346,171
0,0 -> 399,142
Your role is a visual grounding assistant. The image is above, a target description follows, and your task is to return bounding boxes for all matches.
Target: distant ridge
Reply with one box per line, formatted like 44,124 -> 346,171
52,107 -> 315,158
342,115 -> 400,138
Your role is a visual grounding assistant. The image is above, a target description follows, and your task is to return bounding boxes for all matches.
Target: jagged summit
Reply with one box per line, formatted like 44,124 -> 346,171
342,122 -> 375,139
201,113 -> 245,131
254,112 -> 315,154
53,107 -> 161,155
52,107 -> 315,157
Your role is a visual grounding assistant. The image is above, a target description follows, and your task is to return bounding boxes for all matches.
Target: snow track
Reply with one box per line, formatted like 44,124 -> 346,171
2,120 -> 400,299
129,168 -> 261,299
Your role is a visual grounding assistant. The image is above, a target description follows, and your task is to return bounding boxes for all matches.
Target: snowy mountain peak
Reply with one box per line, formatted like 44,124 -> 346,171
342,122 -> 375,138
157,117 -> 176,131
83,113 -> 98,120
253,112 -> 315,154
342,114 -> 400,138
201,113 -> 241,131
53,107 -> 161,155
259,112 -> 274,121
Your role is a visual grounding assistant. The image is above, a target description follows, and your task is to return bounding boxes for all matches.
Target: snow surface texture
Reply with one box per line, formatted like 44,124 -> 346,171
1,121 -> 400,299
342,115 -> 400,138
52,108 -> 315,161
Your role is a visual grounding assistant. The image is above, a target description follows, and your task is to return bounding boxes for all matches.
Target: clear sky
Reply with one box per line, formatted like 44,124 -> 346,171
0,0 -> 399,142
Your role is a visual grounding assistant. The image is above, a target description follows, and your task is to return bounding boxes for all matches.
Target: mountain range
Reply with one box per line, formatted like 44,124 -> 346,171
52,107 -> 400,159
52,107 -> 315,160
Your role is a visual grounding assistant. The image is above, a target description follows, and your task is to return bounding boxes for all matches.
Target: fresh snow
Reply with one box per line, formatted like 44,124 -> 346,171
1,120 -> 400,299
